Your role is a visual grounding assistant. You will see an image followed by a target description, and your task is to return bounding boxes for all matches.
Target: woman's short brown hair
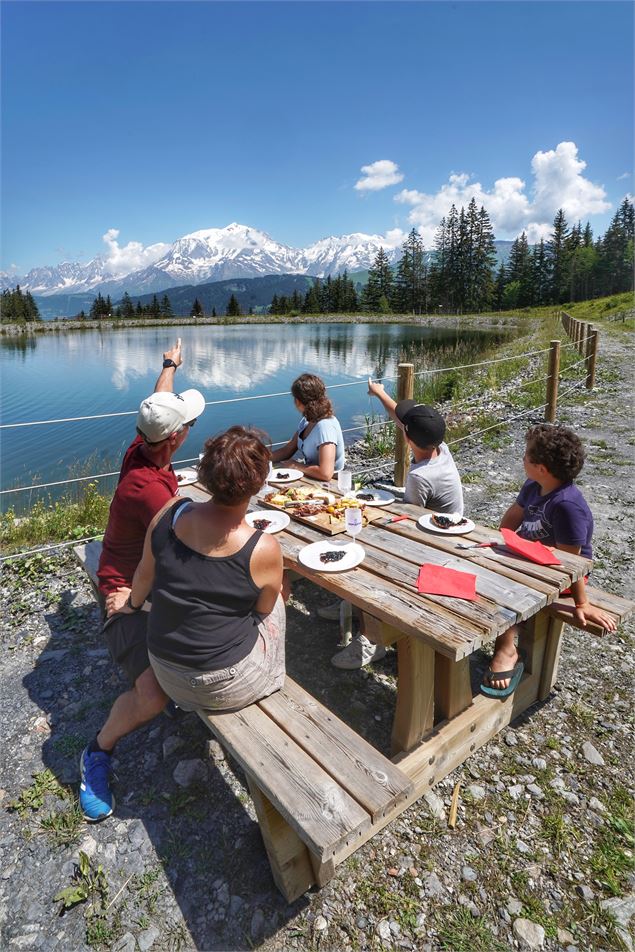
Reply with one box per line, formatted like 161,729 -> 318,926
291,373 -> 334,423
525,423 -> 586,482
198,426 -> 270,505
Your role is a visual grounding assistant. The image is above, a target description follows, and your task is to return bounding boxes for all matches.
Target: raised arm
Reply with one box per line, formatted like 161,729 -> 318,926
367,378 -> 399,424
153,338 -> 183,393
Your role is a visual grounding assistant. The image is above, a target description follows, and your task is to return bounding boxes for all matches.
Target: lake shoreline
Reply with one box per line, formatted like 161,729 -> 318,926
1,311 -> 523,336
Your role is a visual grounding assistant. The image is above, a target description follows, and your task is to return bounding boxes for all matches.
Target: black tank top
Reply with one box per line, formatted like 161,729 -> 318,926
147,501 -> 263,669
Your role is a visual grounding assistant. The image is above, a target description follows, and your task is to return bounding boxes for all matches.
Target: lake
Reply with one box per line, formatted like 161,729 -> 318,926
1,321 -> 510,512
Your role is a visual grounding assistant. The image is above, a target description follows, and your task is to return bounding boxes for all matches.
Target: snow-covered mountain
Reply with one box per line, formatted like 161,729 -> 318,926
4,223 -> 402,298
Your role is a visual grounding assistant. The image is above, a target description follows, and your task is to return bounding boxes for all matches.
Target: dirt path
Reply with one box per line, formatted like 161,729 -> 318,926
0,329 -> 633,952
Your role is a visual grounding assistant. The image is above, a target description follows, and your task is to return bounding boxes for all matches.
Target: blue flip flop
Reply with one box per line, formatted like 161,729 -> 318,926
480,657 -> 525,698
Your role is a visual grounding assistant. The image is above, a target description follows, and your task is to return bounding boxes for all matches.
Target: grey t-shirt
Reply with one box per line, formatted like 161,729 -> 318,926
404,442 -> 464,514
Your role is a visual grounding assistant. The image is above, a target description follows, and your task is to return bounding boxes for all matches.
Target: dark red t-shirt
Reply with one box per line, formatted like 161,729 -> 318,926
97,436 -> 178,595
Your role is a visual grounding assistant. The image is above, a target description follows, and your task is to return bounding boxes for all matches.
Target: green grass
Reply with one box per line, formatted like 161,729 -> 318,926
436,907 -> 508,952
589,786 -> 635,896
0,481 -> 110,552
8,769 -> 68,816
40,802 -> 84,847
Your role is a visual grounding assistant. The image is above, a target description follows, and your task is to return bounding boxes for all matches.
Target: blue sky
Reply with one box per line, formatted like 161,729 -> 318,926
1,0 -> 632,273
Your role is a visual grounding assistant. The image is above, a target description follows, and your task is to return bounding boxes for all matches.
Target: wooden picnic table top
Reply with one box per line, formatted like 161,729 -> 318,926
184,477 -> 592,662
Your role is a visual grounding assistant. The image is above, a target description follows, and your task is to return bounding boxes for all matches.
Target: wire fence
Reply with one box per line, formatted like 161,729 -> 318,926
1,325 -> 596,539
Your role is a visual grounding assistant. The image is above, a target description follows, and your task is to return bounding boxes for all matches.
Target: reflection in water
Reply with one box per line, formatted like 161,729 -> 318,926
1,321 -> 511,510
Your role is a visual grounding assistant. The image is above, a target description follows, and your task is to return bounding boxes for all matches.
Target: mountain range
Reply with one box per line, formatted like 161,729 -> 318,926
2,223 -> 402,299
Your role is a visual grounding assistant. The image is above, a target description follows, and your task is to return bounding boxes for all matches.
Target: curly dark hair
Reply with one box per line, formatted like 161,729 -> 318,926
291,373 -> 334,423
525,424 -> 586,482
197,426 -> 271,505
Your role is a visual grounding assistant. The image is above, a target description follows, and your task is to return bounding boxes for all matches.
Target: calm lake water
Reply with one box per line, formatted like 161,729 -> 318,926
1,322 -> 509,512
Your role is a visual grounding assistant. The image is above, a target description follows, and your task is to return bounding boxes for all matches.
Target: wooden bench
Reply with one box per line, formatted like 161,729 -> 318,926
546,584 -> 634,637
74,539 -> 413,901
200,678 -> 413,901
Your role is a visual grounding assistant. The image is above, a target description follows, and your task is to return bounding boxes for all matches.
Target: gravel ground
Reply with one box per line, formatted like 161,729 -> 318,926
0,329 -> 633,952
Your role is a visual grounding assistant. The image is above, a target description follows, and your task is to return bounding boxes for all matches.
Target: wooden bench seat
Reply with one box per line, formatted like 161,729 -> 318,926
73,540 -> 412,900
546,584 -> 634,636
200,676 -> 413,900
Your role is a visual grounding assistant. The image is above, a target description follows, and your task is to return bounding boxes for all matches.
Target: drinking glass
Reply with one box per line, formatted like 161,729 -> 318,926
345,505 -> 363,542
337,469 -> 353,494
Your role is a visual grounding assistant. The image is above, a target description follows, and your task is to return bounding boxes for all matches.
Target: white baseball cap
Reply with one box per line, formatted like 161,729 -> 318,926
136,389 -> 206,443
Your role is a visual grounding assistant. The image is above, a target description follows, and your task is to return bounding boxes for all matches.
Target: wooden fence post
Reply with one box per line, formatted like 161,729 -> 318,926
394,363 -> 414,487
586,326 -> 598,390
545,339 -> 560,423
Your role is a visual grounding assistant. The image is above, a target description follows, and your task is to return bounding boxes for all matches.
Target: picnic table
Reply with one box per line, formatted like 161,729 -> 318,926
76,476 -> 634,901
176,475 -> 634,899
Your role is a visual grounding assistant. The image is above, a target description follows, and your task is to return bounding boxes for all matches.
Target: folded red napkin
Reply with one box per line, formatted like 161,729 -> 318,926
417,563 -> 477,600
500,528 -> 562,565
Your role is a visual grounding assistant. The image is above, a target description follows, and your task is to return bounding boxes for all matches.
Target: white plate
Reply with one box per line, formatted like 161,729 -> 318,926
174,467 -> 199,487
245,510 -> 290,534
345,489 -> 395,507
298,540 -> 365,573
418,513 -> 476,536
268,468 -> 304,483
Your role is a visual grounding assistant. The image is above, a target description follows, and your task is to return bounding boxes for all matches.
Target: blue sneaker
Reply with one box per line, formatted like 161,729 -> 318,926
79,746 -> 114,822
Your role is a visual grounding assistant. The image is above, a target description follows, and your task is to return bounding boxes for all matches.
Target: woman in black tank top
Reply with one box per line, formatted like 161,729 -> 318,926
125,427 -> 286,713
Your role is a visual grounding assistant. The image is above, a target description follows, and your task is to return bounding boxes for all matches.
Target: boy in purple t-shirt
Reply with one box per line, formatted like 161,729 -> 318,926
482,424 -> 616,697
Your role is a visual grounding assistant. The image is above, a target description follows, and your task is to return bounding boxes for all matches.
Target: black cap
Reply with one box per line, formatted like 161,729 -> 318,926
395,400 -> 446,449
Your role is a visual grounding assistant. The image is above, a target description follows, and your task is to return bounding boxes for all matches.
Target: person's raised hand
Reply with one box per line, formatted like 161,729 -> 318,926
367,377 -> 385,398
163,338 -> 183,367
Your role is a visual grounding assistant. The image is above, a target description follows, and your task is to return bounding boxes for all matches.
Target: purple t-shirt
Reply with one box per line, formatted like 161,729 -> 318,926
515,480 -> 593,559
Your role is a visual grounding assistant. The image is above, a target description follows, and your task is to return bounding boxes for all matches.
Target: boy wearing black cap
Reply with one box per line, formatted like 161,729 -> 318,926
328,381 -> 464,671
367,379 -> 463,514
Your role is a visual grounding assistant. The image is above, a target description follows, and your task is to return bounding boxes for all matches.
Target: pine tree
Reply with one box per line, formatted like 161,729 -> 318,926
121,292 -> 135,318
506,232 -> 532,307
394,230 -> 426,313
362,247 -> 394,311
471,205 -> 496,311
136,301 -> 143,315
211,307 -> 217,317
190,297 -> 203,317
531,240 -> 550,306
227,294 -> 241,317
303,280 -> 321,314
160,294 -> 173,317
547,209 -> 570,304
24,290 -> 41,322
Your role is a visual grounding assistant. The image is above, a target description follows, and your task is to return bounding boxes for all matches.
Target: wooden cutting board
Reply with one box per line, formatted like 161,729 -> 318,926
260,501 -> 383,536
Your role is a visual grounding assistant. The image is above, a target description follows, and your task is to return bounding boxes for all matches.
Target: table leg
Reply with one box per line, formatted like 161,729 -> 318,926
538,616 -> 565,701
434,655 -> 473,724
391,637 -> 435,755
246,778 -> 316,902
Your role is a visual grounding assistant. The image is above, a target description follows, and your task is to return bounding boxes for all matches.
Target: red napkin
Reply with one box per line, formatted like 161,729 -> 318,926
500,528 -> 562,565
417,563 -> 477,600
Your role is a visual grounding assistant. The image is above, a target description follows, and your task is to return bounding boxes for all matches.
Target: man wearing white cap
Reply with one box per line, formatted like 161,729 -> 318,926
80,339 -> 205,822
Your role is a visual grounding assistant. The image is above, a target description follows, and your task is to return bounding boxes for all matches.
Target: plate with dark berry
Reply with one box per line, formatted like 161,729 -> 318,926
298,539 -> 365,573
344,488 -> 395,506
245,510 -> 290,534
268,468 -> 304,483
417,512 -> 476,535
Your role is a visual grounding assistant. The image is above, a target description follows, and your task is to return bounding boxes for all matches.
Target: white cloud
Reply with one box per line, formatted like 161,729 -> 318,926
354,159 -> 404,192
391,141 -> 610,245
101,228 -> 170,276
617,171 -> 631,181
530,141 -> 610,221
383,227 -> 407,248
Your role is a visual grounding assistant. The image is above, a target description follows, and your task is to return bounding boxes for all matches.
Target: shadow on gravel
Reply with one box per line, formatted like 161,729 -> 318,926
22,574 -> 507,948
23,587 -> 315,949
